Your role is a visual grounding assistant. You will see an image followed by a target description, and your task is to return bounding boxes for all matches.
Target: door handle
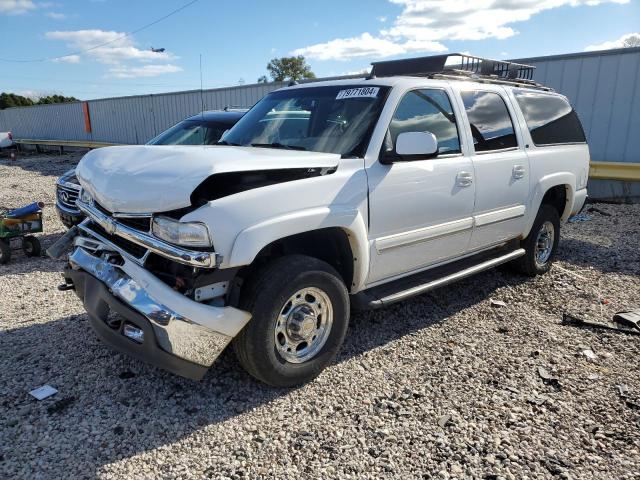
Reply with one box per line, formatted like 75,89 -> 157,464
512,165 -> 526,179
456,171 -> 473,187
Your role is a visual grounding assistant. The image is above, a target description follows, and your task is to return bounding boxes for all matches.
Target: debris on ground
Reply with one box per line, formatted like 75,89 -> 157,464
28,385 -> 58,400
587,206 -> 612,217
438,414 -> 452,428
490,298 -> 507,308
613,310 -> 640,333
562,313 -> 640,335
568,213 -> 591,223
538,367 -> 562,390
581,349 -> 598,361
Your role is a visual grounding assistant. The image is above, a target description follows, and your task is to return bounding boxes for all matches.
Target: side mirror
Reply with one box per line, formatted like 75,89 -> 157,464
396,131 -> 438,156
381,131 -> 439,164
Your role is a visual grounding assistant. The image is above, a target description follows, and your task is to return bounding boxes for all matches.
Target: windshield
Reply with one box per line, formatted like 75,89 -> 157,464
221,85 -> 390,156
148,119 -> 234,145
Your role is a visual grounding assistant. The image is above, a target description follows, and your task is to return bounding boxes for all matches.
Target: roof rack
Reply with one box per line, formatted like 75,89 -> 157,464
370,53 -> 552,91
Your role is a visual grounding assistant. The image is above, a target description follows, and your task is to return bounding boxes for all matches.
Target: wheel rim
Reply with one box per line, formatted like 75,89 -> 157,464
534,221 -> 555,267
274,287 -> 333,364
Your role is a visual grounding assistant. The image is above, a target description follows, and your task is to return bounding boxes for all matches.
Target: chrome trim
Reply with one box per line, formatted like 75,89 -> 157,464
56,178 -> 81,191
112,212 -> 153,219
77,219 -> 149,265
68,247 -> 249,366
77,199 -> 218,268
55,201 -> 82,216
379,248 -> 525,304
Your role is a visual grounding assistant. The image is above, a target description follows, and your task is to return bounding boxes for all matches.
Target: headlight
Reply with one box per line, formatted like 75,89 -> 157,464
80,189 -> 93,204
152,216 -> 212,247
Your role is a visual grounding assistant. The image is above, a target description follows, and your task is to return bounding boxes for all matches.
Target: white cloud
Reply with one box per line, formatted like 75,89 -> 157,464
377,15 -> 388,22
0,0 -> 36,15
585,32 -> 640,51
108,64 -> 183,78
294,32 -> 446,60
294,0 -> 630,61
45,11 -> 65,19
45,29 -> 182,78
52,54 -> 80,63
45,29 -> 176,64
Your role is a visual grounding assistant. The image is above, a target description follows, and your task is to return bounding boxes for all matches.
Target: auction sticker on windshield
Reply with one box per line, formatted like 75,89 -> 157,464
336,87 -> 380,100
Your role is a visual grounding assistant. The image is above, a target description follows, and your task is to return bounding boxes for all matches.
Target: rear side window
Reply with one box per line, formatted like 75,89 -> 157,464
514,91 -> 586,146
389,89 -> 461,154
461,91 -> 518,153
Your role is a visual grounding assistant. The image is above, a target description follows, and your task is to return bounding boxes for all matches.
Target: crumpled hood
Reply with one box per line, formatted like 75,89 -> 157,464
76,145 -> 341,213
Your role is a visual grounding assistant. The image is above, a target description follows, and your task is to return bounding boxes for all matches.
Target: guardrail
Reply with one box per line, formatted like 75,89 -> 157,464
14,139 -> 124,149
589,161 -> 640,181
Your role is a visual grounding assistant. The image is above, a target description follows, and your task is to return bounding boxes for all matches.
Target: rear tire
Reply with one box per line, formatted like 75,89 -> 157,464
233,254 -> 350,387
0,239 -> 11,264
512,204 -> 560,276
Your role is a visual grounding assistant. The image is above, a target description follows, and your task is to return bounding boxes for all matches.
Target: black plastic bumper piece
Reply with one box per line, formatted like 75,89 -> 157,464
65,268 -> 208,380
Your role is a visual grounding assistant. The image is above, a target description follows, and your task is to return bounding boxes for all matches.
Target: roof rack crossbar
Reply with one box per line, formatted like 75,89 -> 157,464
370,53 -> 543,88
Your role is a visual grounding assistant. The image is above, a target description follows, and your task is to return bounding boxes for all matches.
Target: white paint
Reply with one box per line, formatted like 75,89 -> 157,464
395,131 -> 438,156
76,76 -> 590,297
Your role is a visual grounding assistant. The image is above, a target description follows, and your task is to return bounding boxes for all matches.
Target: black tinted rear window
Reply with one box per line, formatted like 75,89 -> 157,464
514,91 -> 586,146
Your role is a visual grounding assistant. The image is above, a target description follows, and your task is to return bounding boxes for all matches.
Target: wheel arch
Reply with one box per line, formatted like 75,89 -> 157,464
227,207 -> 369,292
524,173 -> 575,238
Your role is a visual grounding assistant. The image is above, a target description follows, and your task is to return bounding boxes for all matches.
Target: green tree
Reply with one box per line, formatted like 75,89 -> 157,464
0,92 -> 79,109
265,56 -> 315,82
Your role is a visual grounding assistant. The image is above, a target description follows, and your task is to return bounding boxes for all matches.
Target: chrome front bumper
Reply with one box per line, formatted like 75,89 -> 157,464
66,240 -> 251,372
76,198 -> 219,268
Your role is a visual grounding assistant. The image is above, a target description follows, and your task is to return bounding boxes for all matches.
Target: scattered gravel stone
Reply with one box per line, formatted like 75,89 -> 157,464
1,152 -> 640,479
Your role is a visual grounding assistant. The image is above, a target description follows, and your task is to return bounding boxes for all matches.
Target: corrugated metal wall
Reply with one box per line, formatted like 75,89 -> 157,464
0,82 -> 285,144
1,48 -> 639,164
514,46 -> 640,164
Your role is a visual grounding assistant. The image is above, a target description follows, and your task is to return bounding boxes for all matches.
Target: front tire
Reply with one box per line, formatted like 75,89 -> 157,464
512,204 -> 560,276
233,255 -> 350,387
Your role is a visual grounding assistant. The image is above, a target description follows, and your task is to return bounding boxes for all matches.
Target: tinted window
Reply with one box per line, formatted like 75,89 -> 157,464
514,91 -> 586,146
461,91 -> 517,152
148,120 -> 232,145
388,89 -> 461,154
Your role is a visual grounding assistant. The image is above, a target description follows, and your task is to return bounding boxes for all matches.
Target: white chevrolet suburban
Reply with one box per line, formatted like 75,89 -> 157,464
51,54 -> 589,386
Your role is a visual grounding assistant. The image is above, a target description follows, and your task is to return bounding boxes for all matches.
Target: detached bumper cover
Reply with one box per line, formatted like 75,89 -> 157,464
65,246 -> 251,379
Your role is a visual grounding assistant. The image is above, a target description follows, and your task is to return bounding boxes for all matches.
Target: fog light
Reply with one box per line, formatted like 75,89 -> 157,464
123,324 -> 144,343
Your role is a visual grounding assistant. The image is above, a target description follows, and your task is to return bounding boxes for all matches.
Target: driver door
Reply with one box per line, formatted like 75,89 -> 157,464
366,87 -> 475,284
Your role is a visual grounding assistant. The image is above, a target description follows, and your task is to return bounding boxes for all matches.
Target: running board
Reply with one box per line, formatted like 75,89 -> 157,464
352,246 -> 525,309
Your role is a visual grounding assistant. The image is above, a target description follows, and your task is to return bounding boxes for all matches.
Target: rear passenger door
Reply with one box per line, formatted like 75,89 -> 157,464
458,88 -> 530,250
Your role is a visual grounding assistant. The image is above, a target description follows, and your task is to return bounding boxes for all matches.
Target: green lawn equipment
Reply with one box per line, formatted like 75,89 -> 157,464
0,202 -> 44,264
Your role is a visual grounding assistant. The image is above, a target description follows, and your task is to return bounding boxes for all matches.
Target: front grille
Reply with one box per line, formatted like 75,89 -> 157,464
118,217 -> 151,232
88,221 -> 148,259
94,202 -> 151,233
57,184 -> 80,210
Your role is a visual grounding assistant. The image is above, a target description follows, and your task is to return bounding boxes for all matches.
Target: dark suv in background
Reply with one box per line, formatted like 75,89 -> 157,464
55,109 -> 246,228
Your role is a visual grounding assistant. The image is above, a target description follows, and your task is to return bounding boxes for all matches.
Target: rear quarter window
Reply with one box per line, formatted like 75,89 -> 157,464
514,91 -> 586,146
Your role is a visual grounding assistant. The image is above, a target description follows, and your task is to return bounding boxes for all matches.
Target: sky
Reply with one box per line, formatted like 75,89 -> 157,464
0,0 -> 638,100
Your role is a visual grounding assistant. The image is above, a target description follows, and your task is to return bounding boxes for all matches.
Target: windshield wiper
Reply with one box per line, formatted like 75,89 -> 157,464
251,142 -> 307,151
216,140 -> 242,146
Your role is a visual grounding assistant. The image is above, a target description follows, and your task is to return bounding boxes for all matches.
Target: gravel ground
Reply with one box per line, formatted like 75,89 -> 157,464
1,152 -> 639,480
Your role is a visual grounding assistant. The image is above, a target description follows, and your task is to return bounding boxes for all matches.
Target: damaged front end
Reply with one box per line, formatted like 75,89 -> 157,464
50,192 -> 251,380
